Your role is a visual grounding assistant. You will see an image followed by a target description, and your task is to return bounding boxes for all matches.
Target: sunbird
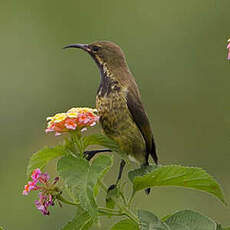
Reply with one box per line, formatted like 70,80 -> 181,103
64,41 -> 158,194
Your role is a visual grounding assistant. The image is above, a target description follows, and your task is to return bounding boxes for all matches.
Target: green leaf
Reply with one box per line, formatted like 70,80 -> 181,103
82,134 -> 126,157
61,207 -> 93,230
164,210 -> 217,230
91,154 -> 113,197
217,226 -> 230,230
93,155 -> 114,197
106,196 -> 116,210
0,227 -> 5,230
138,210 -> 170,230
129,165 -> 226,205
128,165 -> 157,182
111,219 -> 139,230
106,185 -> 119,209
27,145 -> 67,177
57,154 -> 113,219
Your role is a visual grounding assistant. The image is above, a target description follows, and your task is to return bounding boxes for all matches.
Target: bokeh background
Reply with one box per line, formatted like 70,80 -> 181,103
0,0 -> 229,229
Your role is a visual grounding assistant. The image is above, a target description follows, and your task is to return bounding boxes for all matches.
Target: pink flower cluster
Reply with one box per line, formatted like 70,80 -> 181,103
23,168 -> 58,215
46,107 -> 99,136
35,193 -> 54,216
227,39 -> 230,60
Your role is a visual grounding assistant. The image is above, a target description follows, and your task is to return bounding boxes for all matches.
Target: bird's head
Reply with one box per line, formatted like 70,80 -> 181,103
64,41 -> 127,69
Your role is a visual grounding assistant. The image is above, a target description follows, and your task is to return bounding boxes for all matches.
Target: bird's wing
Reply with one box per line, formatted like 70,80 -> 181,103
126,88 -> 158,164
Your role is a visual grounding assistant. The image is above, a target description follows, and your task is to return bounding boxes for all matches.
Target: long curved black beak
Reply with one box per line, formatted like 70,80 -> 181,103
63,43 -> 90,52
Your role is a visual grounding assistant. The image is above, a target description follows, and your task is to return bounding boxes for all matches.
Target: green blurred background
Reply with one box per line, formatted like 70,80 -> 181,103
0,0 -> 229,229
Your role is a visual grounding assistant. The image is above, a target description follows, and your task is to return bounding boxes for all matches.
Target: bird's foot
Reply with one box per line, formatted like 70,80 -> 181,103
83,149 -> 112,161
107,184 -> 117,192
145,188 -> 151,195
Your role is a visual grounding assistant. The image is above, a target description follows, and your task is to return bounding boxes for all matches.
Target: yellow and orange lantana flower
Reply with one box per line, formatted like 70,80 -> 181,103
46,107 -> 99,136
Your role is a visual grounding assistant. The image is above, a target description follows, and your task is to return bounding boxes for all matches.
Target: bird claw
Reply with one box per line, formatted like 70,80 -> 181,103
107,184 -> 117,192
83,149 -> 112,161
83,150 -> 95,161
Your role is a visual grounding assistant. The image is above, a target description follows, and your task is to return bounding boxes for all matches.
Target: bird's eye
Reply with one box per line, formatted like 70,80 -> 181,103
92,46 -> 100,52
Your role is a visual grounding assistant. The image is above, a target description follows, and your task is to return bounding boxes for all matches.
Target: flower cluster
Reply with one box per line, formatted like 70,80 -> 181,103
227,39 -> 230,60
46,107 -> 99,136
23,169 -> 59,215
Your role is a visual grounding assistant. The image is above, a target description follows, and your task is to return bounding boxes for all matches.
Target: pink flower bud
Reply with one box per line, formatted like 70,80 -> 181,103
227,39 -> 230,60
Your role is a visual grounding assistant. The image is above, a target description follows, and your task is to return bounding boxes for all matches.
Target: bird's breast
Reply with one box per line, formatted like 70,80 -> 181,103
96,87 -> 130,135
96,87 -> 146,163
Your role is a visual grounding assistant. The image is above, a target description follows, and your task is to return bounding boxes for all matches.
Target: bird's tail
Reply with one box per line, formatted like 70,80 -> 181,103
150,138 -> 158,164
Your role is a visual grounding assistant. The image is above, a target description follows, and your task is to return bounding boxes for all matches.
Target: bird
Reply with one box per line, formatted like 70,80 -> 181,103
64,41 -> 158,194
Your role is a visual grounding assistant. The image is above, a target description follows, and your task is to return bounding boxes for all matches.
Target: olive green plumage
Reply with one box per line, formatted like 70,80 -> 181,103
64,41 -> 158,166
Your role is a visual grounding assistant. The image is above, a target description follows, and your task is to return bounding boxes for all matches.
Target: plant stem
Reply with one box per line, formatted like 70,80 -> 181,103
98,207 -> 123,216
98,180 -> 139,224
127,190 -> 135,207
70,131 -> 84,156
57,194 -> 125,217
57,194 -> 80,206
57,180 -> 139,224
120,191 -> 128,206
122,207 -> 139,223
